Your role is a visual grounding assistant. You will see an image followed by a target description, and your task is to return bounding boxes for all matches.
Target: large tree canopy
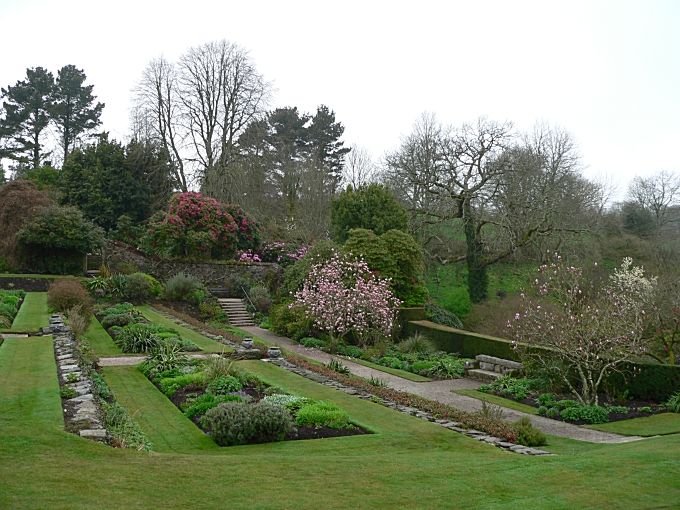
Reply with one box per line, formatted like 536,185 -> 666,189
60,135 -> 174,230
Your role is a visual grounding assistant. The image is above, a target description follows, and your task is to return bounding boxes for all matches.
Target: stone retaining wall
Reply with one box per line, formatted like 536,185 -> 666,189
101,241 -> 283,294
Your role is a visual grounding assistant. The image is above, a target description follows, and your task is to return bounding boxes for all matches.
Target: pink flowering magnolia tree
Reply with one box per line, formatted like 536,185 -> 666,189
508,256 -> 656,405
293,253 -> 401,345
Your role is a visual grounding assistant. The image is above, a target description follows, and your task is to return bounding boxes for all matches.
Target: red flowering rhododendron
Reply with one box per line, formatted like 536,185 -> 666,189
141,192 -> 259,260
293,253 -> 401,345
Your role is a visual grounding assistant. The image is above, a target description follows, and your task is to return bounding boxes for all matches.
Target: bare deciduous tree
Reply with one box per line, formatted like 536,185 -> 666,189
134,57 -> 188,191
342,145 -> 376,189
384,116 -> 599,302
134,40 -> 270,191
628,170 -> 680,232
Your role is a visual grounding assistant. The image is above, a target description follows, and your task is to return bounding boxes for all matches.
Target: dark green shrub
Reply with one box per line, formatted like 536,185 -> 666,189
203,401 -> 293,446
296,401 -> 351,429
206,375 -> 243,395
560,404 -> 609,424
397,333 -> 436,354
141,343 -> 189,377
513,417 -> 547,446
184,393 -> 242,420
199,301 -> 226,322
269,301 -> 314,340
480,376 -> 536,400
47,278 -> 92,313
331,183 -> 408,242
101,312 -> 139,329
300,337 -> 326,349
248,285 -> 272,313
665,391 -> 680,413
537,393 -> 557,407
16,205 -> 103,274
115,323 -> 162,353
422,357 -> 466,379
164,273 -> 204,301
123,272 -> 163,303
424,302 -> 464,329
343,228 -> 427,306
186,287 -> 208,306
158,372 -> 207,397
335,343 -> 363,358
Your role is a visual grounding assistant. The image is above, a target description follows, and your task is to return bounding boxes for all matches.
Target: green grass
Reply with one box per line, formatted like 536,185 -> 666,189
9,292 -> 49,332
136,305 -> 233,353
426,262 -> 536,318
454,389 -> 539,415
2,336 -> 680,508
83,316 -> 122,357
102,366 -> 216,453
348,357 -> 432,382
586,413 -> 680,437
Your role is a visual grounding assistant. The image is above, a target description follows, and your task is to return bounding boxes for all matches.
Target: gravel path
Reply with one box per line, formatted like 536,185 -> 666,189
98,353 -> 214,367
242,326 -> 643,444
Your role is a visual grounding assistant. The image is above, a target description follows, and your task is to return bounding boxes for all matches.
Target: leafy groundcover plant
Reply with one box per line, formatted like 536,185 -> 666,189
140,353 -> 367,446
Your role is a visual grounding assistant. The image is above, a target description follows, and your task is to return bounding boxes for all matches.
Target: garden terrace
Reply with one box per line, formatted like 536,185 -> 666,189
2,335 -> 680,508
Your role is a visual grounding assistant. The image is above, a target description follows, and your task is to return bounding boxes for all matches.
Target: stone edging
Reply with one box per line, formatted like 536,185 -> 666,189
51,315 -> 108,442
267,357 -> 554,456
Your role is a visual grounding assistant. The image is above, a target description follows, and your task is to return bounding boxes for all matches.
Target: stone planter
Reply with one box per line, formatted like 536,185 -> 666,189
267,346 -> 282,359
242,337 -> 254,349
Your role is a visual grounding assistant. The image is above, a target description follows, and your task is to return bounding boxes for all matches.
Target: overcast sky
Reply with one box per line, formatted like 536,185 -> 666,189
1,0 -> 678,198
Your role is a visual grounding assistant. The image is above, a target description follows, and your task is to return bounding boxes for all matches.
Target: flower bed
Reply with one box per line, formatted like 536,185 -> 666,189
140,353 -> 367,446
479,375 -> 666,425
0,289 -> 25,328
94,302 -> 199,353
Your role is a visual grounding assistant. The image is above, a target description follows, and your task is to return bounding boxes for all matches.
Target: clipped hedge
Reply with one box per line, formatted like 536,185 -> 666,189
406,320 -> 680,400
405,320 -> 517,360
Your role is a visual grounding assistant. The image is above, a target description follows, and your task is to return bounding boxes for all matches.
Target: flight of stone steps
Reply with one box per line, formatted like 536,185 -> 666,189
217,298 -> 255,327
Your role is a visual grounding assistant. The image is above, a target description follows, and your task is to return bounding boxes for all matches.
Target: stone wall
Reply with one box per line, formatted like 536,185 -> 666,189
101,241 -> 282,295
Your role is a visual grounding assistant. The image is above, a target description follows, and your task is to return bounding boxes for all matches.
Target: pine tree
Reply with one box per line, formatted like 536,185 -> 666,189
51,65 -> 104,162
0,67 -> 55,168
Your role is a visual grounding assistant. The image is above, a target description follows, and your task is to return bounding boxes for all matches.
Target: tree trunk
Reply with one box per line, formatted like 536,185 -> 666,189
462,197 -> 487,303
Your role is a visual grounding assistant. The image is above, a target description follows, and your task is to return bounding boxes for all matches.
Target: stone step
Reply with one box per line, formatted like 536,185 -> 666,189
467,369 -> 503,383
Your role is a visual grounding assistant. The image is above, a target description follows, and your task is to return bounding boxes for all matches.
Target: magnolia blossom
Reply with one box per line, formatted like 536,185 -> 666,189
293,253 -> 401,344
509,256 -> 656,405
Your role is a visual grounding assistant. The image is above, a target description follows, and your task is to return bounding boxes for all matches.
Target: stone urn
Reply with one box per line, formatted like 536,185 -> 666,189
267,346 -> 282,359
242,337 -> 254,349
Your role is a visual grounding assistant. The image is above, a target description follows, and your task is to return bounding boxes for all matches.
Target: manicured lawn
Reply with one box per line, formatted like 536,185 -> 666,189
586,413 -> 680,437
9,292 -> 49,332
454,388 -> 538,415
82,316 -> 122,357
136,305 -> 233,353
348,357 -> 432,382
102,366 -> 216,453
2,337 -> 680,508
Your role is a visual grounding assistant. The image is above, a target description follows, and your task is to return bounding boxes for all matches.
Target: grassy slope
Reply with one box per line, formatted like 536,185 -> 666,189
2,340 -> 680,508
586,413 -> 680,437
454,389 -> 539,415
103,366 -> 216,453
137,305 -> 232,353
9,292 -> 49,332
83,316 -> 122,357
348,357 -> 432,382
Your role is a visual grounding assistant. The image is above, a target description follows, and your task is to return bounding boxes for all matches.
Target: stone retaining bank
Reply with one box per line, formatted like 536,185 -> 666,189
267,357 -> 553,456
51,315 -> 107,442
